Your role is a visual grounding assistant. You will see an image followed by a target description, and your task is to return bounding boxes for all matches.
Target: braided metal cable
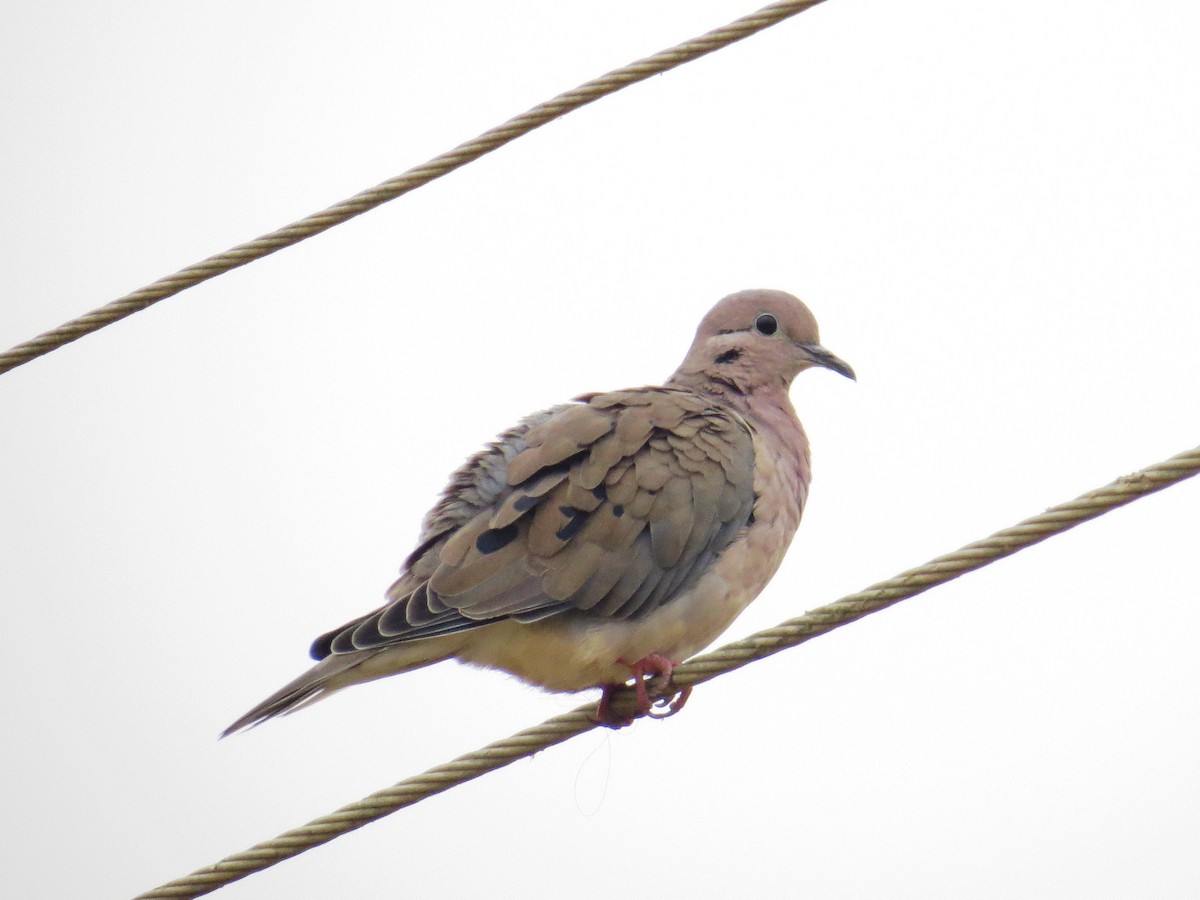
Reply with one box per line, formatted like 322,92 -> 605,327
137,443 -> 1200,898
0,0 -> 829,377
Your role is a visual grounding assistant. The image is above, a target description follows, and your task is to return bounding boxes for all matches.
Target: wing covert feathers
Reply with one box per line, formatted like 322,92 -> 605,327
312,388 -> 755,660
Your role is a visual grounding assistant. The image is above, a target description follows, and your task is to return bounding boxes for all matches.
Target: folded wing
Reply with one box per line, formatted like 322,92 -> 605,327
310,388 -> 756,660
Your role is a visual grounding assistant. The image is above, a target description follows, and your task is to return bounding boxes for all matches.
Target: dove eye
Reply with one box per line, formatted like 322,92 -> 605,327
754,314 -> 778,336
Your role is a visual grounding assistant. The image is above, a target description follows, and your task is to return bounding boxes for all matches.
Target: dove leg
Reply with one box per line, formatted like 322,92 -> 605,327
628,653 -> 675,711
630,653 -> 692,718
649,683 -> 692,719
595,684 -> 634,728
593,653 -> 688,728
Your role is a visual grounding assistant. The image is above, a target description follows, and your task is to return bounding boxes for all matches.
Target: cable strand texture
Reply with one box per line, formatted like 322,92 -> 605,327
0,0 -> 828,376
136,443 -> 1200,898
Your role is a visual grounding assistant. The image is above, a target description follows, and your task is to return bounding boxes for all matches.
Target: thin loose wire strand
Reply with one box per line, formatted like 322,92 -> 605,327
136,443 -> 1200,898
0,0 -> 829,377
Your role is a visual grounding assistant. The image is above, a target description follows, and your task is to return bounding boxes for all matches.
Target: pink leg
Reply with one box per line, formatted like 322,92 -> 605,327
628,653 -> 675,713
648,684 -> 692,719
592,653 -> 689,728
595,684 -> 634,728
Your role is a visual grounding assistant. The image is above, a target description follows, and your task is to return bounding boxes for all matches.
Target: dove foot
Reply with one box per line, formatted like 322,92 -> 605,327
595,684 -> 635,728
592,654 -> 688,728
648,684 -> 692,719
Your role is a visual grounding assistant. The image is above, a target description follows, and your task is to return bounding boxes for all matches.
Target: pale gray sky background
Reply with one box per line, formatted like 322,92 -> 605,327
3,1 -> 1199,897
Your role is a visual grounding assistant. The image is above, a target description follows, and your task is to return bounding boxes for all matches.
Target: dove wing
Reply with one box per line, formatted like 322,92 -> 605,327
311,388 -> 755,660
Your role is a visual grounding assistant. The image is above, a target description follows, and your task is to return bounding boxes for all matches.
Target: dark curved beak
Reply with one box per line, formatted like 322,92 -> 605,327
799,343 -> 856,381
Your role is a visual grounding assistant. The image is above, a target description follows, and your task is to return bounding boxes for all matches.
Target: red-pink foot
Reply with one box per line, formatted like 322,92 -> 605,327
592,653 -> 688,728
626,653 -> 676,713
595,684 -> 634,728
648,685 -> 692,719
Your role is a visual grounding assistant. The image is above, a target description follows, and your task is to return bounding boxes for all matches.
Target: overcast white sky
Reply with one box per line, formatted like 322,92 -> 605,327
3,1 -> 1199,897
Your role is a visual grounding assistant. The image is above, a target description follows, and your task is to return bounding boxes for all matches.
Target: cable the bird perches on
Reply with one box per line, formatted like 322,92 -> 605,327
0,0 -> 829,377
137,443 -> 1200,899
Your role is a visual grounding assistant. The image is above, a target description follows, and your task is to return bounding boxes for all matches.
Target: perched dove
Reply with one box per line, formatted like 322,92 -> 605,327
224,289 -> 853,735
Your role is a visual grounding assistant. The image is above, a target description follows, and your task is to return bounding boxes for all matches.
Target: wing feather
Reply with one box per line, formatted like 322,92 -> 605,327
310,388 -> 756,660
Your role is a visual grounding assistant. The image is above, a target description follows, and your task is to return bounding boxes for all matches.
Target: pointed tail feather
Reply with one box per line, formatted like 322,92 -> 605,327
221,637 -> 461,737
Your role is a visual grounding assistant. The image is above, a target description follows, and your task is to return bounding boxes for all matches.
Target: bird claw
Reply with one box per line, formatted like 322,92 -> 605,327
594,685 -> 635,728
592,654 -> 689,728
648,686 -> 692,719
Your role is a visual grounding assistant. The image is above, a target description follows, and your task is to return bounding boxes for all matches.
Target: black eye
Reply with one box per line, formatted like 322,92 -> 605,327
754,314 -> 778,336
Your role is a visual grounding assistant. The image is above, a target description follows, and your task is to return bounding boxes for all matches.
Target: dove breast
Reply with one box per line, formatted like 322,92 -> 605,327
458,387 -> 811,690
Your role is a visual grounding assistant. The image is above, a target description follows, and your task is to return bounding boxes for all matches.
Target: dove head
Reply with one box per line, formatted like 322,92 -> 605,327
668,289 -> 855,396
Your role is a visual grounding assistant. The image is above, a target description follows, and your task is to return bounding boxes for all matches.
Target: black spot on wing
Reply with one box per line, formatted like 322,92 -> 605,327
612,504 -> 625,518
555,505 -> 588,541
476,523 -> 519,554
513,494 -> 540,513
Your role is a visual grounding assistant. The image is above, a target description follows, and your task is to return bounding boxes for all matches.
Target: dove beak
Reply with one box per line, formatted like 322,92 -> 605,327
799,343 -> 856,381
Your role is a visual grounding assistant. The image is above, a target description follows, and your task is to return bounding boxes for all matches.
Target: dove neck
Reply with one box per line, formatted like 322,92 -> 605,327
666,370 -> 787,415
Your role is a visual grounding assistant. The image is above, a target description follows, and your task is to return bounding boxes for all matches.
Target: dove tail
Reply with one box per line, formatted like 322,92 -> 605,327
221,637 -> 463,737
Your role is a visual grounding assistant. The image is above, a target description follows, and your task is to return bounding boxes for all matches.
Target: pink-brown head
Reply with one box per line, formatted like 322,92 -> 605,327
669,289 -> 855,394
